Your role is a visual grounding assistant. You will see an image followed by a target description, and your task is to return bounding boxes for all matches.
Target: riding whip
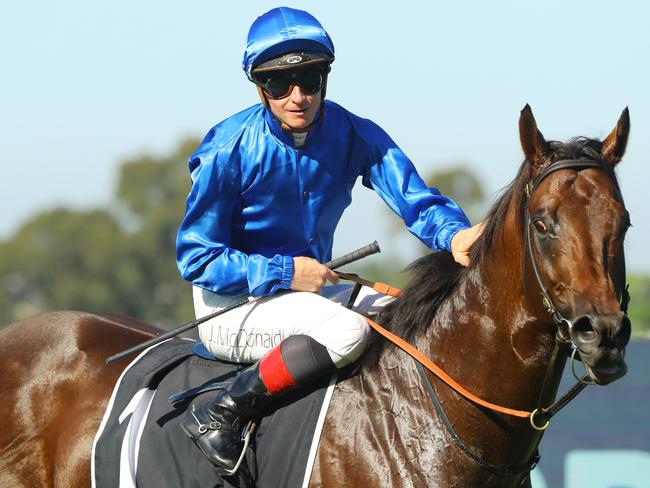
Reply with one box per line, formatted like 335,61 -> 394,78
105,241 -> 381,365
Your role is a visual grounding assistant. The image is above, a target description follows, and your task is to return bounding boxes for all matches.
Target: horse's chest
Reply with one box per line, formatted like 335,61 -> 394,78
313,364 -> 456,487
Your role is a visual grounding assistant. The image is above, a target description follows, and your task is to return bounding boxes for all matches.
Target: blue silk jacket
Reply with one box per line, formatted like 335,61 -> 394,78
176,101 -> 471,297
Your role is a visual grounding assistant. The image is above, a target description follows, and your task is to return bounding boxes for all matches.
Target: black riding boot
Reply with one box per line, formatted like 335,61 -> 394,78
180,362 -> 270,474
180,335 -> 336,474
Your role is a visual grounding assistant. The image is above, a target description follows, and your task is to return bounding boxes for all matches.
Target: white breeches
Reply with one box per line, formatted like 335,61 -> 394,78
194,285 -> 389,368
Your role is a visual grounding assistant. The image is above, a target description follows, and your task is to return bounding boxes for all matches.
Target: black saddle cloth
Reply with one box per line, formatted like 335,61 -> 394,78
92,338 -> 335,488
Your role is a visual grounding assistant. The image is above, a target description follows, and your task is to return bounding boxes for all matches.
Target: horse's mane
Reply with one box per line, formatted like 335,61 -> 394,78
365,137 -> 615,365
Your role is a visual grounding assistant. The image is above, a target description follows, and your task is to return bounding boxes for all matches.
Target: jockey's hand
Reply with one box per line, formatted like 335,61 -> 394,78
291,256 -> 340,292
450,222 -> 485,267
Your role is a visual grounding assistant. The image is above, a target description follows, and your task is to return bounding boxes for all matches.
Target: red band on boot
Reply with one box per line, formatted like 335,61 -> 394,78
259,346 -> 297,394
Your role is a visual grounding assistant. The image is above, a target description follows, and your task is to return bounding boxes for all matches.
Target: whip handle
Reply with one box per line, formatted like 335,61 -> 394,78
325,240 -> 380,269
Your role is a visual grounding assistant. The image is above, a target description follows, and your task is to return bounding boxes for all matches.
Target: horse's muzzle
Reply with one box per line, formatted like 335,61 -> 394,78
571,313 -> 631,385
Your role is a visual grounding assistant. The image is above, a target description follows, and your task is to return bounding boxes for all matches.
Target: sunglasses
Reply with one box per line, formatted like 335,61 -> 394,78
252,69 -> 324,99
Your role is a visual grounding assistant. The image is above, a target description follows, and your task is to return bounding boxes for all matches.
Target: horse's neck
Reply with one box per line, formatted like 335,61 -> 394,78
405,210 -> 562,477
418,210 -> 556,405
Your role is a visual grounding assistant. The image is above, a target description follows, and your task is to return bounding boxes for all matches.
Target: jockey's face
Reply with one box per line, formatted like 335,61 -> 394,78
267,85 -> 322,130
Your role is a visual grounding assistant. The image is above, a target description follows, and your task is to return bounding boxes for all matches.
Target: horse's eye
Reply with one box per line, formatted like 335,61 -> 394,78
533,218 -> 548,233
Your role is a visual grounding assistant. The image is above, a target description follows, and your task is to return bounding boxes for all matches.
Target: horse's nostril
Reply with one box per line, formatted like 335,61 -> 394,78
573,316 -> 598,343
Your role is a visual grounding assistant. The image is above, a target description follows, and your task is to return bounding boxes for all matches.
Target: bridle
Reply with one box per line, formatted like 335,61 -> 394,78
523,158 -> 630,342
455,157 -> 633,480
524,159 -> 631,394
424,157 -> 631,479
520,157 -> 630,420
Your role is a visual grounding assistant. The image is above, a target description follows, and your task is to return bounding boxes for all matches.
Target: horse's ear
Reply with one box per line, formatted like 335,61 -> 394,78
602,107 -> 630,166
519,104 -> 547,168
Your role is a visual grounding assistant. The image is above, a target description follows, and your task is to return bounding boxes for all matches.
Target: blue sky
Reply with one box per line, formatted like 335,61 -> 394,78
2,1 -> 649,271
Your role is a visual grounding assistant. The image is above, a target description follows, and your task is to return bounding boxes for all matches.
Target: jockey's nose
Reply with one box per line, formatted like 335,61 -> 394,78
289,84 -> 307,102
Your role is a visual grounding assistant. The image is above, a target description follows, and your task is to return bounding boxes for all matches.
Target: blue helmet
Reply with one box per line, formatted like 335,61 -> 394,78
243,7 -> 335,80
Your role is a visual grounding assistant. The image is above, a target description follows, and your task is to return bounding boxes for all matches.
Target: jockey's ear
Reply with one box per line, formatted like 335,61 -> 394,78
602,107 -> 630,167
519,104 -> 547,168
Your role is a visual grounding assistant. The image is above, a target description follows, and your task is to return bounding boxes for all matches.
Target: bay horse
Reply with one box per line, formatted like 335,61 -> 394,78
0,106 -> 631,487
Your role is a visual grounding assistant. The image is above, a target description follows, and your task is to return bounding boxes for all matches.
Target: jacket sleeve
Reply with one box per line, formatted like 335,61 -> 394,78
176,146 -> 294,297
361,125 -> 471,252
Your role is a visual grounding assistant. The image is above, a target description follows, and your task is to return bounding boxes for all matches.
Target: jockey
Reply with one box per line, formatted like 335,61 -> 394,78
176,6 -> 481,474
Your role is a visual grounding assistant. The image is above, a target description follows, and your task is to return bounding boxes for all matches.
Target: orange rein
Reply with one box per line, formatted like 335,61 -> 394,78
349,276 -> 531,419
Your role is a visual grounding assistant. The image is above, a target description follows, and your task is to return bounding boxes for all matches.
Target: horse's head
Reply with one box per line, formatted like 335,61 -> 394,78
518,105 -> 631,385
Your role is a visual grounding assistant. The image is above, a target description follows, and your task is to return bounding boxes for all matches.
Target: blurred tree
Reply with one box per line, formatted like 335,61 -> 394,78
113,138 -> 198,325
116,138 -> 197,225
0,208 -> 123,323
0,138 -> 199,328
424,165 -> 487,225
378,164 -> 488,282
628,274 -> 650,339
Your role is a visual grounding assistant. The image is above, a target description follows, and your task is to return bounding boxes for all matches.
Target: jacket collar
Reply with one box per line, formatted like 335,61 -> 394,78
263,105 -> 324,148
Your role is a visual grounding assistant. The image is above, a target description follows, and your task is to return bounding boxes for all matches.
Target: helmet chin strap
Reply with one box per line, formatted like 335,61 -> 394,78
255,81 -> 327,134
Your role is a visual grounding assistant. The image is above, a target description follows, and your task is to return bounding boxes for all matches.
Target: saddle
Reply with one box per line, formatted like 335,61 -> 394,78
92,338 -> 337,488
